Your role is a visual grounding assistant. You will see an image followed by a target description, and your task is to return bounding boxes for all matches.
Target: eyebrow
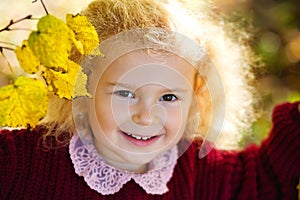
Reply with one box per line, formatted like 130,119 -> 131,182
105,82 -> 132,88
106,82 -> 189,93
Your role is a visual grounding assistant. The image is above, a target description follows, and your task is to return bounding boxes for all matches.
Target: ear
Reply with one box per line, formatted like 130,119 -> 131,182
193,73 -> 205,93
193,73 -> 212,136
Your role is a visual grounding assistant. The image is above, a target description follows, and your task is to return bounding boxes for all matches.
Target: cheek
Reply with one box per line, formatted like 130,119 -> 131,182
95,97 -> 117,133
164,104 -> 189,138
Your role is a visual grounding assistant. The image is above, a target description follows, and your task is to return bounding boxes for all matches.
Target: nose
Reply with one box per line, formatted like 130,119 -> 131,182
131,101 -> 153,126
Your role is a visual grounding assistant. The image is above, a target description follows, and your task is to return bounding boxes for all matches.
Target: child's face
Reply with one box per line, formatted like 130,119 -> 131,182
93,50 -> 196,172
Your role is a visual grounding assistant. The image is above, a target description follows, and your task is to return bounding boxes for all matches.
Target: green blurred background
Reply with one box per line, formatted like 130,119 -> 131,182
214,0 -> 300,147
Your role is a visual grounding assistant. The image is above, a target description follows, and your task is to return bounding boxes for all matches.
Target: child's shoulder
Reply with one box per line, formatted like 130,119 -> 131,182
0,125 -> 71,151
0,127 -> 45,158
0,126 -> 44,144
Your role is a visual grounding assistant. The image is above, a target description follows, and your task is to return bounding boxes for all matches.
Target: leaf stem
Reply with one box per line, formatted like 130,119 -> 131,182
9,28 -> 33,32
32,0 -> 49,15
0,41 -> 18,47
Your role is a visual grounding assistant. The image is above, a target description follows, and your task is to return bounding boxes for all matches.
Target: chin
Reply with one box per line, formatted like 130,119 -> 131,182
119,150 -> 161,165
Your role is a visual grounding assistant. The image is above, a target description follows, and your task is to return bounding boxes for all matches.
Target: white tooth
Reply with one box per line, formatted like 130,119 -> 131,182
135,136 -> 142,140
126,132 -> 152,140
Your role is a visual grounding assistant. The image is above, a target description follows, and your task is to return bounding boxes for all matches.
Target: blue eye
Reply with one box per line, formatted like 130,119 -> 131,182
114,90 -> 135,98
159,94 -> 178,102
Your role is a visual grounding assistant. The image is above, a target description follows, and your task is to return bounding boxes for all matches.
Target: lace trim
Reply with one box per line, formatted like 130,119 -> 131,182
69,135 -> 178,195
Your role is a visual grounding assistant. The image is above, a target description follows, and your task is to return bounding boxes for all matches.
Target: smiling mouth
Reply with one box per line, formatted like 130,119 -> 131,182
120,130 -> 162,147
123,132 -> 156,141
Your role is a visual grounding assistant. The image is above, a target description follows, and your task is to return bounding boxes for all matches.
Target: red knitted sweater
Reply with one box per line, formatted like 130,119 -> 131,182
0,102 -> 299,200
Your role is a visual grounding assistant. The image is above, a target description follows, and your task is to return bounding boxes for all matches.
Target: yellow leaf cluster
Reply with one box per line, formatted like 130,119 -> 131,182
1,13 -> 100,128
0,76 -> 48,128
23,14 -> 99,99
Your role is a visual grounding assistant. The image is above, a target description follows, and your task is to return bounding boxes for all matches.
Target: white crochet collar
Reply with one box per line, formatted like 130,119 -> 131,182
69,135 -> 178,195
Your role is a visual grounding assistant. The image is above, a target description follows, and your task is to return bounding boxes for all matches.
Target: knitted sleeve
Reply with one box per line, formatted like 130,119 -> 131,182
0,128 -> 40,199
258,102 -> 300,197
214,102 -> 300,199
261,102 -> 300,179
0,129 -> 19,198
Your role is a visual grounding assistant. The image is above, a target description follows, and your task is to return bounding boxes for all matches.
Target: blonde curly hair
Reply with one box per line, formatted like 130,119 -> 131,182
40,0 -> 260,149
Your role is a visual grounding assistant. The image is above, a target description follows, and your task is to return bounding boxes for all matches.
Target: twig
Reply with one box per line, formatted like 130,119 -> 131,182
32,0 -> 49,15
0,15 -> 32,32
0,46 -> 15,52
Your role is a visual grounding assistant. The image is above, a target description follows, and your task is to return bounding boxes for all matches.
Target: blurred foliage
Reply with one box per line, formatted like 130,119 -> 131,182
213,0 -> 300,147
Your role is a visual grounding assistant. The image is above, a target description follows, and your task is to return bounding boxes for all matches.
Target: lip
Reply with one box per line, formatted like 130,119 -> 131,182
120,131 -> 162,147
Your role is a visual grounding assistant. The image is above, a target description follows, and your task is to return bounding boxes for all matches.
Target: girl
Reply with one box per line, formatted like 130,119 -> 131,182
0,0 -> 299,199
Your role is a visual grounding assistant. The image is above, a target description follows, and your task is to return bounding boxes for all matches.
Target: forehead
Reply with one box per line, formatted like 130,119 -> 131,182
100,49 -> 196,85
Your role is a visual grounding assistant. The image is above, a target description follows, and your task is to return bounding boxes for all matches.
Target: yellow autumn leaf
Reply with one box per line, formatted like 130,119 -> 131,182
0,76 -> 48,128
42,60 -> 91,99
73,67 -> 92,98
28,15 -> 74,71
14,40 -> 40,74
66,14 -> 101,55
